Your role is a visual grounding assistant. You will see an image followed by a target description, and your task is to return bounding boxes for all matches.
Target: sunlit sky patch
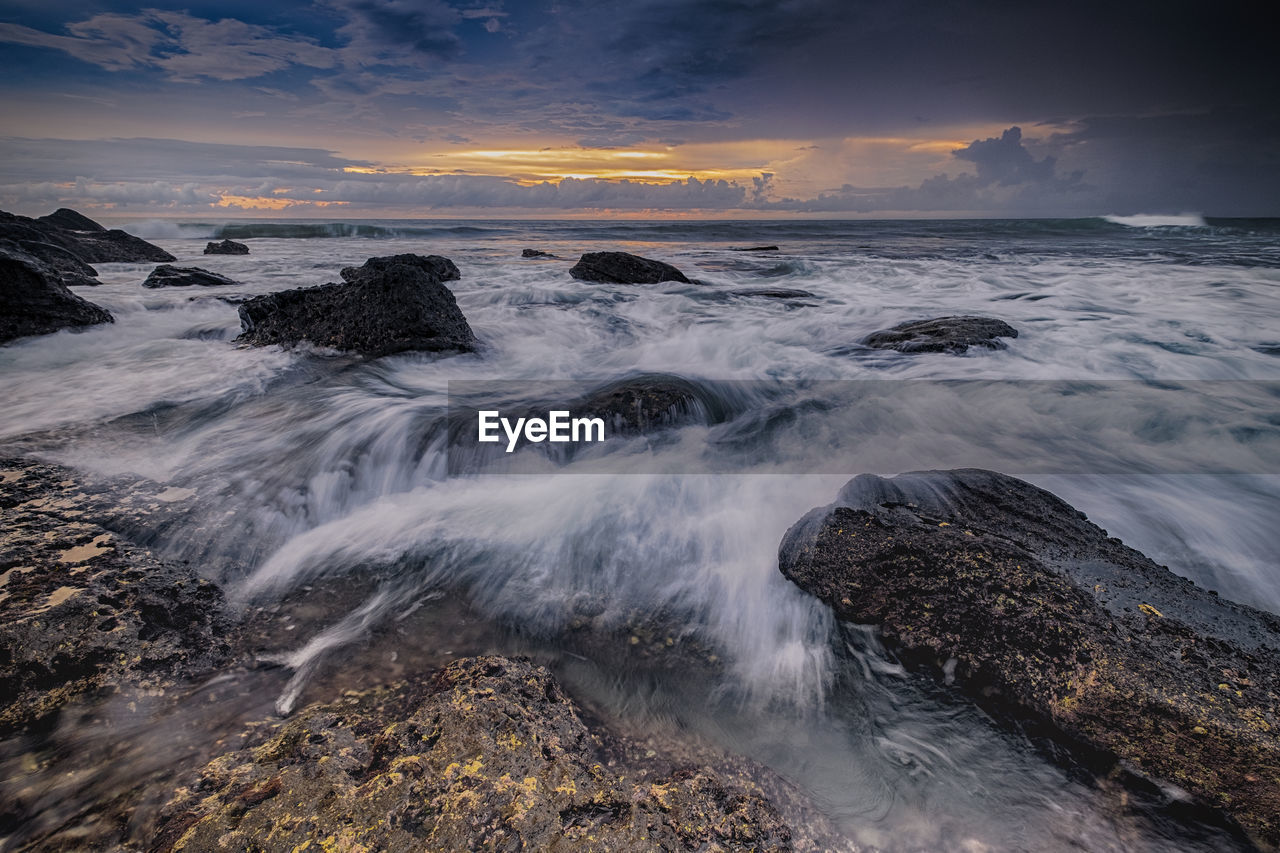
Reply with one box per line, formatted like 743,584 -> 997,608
0,0 -> 1273,217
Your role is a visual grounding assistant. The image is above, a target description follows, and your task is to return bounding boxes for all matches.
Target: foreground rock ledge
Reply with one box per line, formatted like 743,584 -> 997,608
570,251 -> 692,284
236,253 -> 475,357
154,655 -> 829,852
0,245 -> 113,344
778,468 -> 1280,847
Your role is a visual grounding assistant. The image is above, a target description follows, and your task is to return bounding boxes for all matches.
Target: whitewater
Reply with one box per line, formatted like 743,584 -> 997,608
2,216 -> 1278,851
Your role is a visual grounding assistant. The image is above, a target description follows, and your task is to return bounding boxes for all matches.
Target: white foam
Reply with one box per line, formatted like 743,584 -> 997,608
1103,213 -> 1207,228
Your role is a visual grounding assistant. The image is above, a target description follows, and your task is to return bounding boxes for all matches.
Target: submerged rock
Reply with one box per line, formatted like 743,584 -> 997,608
154,655 -> 807,852
0,245 -> 113,344
0,458 -> 232,735
778,468 -> 1280,847
203,239 -> 249,255
576,374 -> 724,436
0,207 -> 175,264
522,248 -> 555,258
863,315 -> 1018,353
731,245 -> 780,252
237,253 -> 475,356
728,288 -> 816,300
143,264 -> 239,288
570,251 -> 691,284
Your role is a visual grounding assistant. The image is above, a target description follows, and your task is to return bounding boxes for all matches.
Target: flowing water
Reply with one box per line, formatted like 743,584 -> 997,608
2,217 -> 1279,850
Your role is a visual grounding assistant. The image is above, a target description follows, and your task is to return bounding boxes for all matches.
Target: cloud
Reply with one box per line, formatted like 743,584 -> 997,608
0,10 -> 337,81
324,0 -> 465,68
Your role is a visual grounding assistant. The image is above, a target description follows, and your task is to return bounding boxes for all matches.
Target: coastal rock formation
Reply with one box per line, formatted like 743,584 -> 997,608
522,248 -> 554,258
0,457 -> 231,735
778,468 -> 1280,847
731,245 -> 780,252
143,264 -> 239,288
0,245 -> 113,344
570,251 -> 692,284
577,374 -> 723,436
863,315 -> 1018,353
204,239 -> 249,255
153,656 -> 804,852
1,207 -> 175,264
237,253 -> 475,356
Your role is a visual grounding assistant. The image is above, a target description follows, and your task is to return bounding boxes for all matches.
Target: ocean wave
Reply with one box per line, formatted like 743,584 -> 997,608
1103,213 -> 1208,228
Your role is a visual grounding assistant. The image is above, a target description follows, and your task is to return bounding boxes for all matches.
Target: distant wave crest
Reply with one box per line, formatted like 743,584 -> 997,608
1103,213 -> 1208,228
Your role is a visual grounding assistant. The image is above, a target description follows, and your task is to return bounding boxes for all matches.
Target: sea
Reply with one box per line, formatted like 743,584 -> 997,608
2,215 -> 1278,851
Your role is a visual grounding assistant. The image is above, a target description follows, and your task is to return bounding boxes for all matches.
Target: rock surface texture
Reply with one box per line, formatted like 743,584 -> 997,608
203,239 -> 250,255
142,264 -> 239,288
569,252 -> 692,284
1,207 -> 175,265
778,468 -> 1280,847
862,316 -> 1018,353
153,655 -> 829,852
0,246 -> 113,344
236,253 -> 475,356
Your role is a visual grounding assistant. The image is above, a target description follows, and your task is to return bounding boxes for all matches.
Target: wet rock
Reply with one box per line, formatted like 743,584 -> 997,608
0,237 -> 100,287
522,248 -> 555,258
576,374 -> 725,436
731,245 -> 780,252
0,207 -> 175,264
570,251 -> 692,284
143,264 -> 239,289
237,253 -> 475,357
203,239 -> 249,255
778,468 -> 1280,847
862,316 -> 1018,353
0,245 -> 113,344
154,656 -> 808,852
728,288 -> 816,300
0,457 -> 232,736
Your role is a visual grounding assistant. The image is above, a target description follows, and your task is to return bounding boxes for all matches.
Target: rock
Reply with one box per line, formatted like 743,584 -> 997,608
778,468 -> 1280,847
142,265 -> 239,289
339,252 -> 459,284
576,374 -> 724,436
237,253 -> 475,357
153,656 -> 806,852
728,288 -> 816,299
862,316 -> 1018,353
522,248 -> 555,258
37,207 -> 107,232
0,245 -> 113,344
569,251 -> 691,284
0,207 -> 175,264
731,245 -> 779,251
203,239 -> 249,255
0,457 -> 233,735
0,236 -> 99,287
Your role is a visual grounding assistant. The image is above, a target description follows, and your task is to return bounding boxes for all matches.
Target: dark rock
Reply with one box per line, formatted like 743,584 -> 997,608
522,248 -> 555,258
778,468 -> 1280,847
37,207 -> 107,232
0,246 -> 113,344
0,457 -> 233,735
0,237 -> 99,287
576,374 -> 723,436
339,252 -> 459,284
863,316 -> 1018,353
142,265 -> 238,289
729,288 -> 816,299
0,207 -> 175,264
731,245 -> 779,251
153,656 -> 809,852
569,251 -> 691,284
237,253 -> 475,357
203,239 -> 249,255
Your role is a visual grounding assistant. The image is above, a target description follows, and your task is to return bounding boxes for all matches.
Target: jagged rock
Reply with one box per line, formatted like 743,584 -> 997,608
778,468 -> 1280,847
0,236 -> 98,287
142,265 -> 239,289
0,207 -> 174,264
522,248 -> 554,258
0,245 -> 113,344
339,252 -> 459,284
863,316 -> 1018,353
237,253 -> 475,356
152,656 -> 810,852
569,252 -> 691,284
203,239 -> 249,255
0,458 -> 232,735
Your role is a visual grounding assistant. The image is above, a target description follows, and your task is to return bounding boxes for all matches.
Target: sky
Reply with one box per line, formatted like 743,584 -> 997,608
0,0 -> 1275,218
